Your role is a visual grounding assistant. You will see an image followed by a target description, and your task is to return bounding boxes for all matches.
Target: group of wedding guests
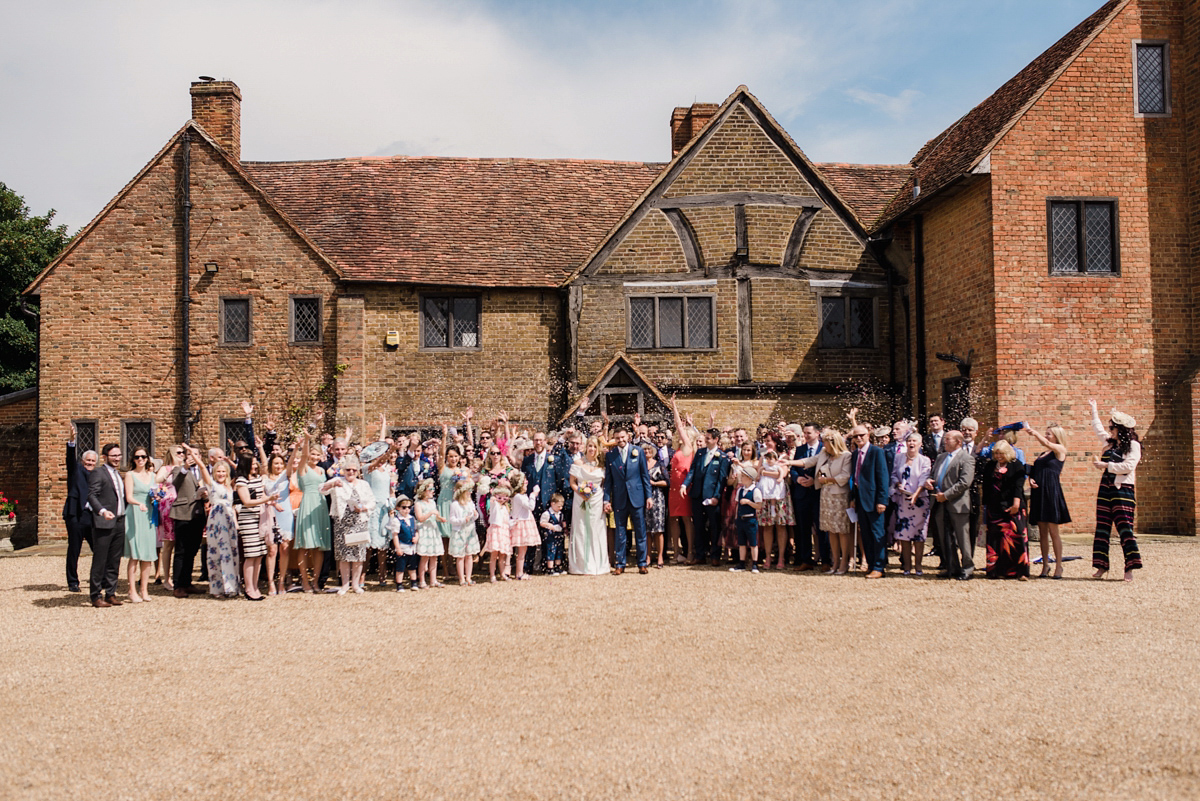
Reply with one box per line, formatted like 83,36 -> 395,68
62,395 -> 1144,607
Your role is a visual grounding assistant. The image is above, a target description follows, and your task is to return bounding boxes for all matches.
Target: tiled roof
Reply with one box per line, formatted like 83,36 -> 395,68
875,0 -> 1126,228
243,157 -> 664,287
815,163 -> 913,229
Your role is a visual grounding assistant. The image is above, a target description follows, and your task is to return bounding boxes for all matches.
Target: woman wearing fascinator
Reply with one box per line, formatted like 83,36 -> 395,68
1088,399 -> 1142,581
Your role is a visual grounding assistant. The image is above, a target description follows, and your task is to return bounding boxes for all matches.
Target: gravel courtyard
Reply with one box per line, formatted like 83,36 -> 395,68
2,538 -> 1198,801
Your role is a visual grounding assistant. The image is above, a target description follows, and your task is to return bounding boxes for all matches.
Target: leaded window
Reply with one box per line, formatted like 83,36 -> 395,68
121,420 -> 154,467
1048,199 -> 1118,275
291,297 -> 321,344
1135,42 -> 1169,116
420,295 -> 481,350
820,296 -> 876,349
221,420 -> 252,452
627,295 -> 715,350
73,420 -> 97,454
220,297 -> 250,345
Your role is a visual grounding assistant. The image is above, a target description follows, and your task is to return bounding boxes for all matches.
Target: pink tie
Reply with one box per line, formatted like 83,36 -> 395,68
855,449 -> 865,482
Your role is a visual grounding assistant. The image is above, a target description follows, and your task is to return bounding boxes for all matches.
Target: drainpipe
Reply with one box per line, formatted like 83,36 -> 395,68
913,215 -> 927,422
180,130 -> 193,442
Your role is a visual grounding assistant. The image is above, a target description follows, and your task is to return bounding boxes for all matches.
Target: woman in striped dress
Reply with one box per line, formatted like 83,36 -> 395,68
234,453 -> 278,601
1089,399 -> 1142,581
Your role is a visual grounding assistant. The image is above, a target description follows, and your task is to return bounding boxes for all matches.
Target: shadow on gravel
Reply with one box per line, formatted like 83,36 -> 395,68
32,596 -> 94,609
20,583 -> 63,592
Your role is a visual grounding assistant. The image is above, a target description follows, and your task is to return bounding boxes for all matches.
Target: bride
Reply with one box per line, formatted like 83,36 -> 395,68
569,436 -> 610,575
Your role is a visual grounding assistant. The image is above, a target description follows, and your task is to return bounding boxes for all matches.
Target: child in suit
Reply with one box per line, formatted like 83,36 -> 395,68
387,495 -> 417,591
539,493 -> 566,575
731,465 -> 763,574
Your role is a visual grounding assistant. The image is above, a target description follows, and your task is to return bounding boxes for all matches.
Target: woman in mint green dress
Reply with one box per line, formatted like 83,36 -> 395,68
294,429 -> 331,593
123,448 -> 158,602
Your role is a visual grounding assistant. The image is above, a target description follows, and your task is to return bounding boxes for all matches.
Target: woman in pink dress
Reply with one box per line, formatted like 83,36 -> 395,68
666,395 -> 695,565
153,447 -> 183,589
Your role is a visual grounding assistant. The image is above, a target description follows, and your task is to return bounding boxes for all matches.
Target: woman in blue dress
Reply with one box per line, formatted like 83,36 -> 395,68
123,448 -> 158,602
293,428 -> 332,593
183,444 -> 240,597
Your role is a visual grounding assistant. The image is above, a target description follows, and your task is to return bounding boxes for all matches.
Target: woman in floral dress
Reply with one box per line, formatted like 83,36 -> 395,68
890,433 -> 933,576
184,444 -> 240,597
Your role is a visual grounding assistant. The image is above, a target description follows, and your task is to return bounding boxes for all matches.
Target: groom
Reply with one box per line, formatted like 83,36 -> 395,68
603,428 -> 653,575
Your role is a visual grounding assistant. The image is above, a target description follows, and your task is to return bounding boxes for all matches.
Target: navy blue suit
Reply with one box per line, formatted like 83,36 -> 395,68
603,444 -> 653,568
850,444 -> 890,573
522,449 -> 564,573
684,447 -> 729,561
63,442 -> 94,590
790,439 -> 827,566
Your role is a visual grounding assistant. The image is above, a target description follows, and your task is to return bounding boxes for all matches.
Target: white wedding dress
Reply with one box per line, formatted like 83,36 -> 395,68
569,460 -> 610,575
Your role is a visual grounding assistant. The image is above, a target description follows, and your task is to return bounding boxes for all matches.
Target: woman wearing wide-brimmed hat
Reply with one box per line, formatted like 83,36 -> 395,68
1088,399 -> 1142,581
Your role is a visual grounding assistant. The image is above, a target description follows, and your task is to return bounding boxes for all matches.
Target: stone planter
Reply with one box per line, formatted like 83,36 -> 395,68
0,518 -> 14,551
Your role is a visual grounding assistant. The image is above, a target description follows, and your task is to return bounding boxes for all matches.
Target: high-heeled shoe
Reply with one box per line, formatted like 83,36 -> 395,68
243,590 -> 264,601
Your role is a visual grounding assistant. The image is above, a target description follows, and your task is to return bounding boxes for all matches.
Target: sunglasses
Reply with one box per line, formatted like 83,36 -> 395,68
134,454 -> 148,460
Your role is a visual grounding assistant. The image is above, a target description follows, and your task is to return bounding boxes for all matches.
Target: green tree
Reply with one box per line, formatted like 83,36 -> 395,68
0,182 -> 70,393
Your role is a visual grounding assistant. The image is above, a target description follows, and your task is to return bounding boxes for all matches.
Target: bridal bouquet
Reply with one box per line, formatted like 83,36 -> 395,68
148,486 -> 167,527
578,482 -> 599,502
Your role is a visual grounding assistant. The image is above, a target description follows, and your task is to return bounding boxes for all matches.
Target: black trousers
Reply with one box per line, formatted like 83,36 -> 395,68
691,501 -> 721,561
171,516 -> 205,591
89,517 -> 125,600
64,514 -> 93,590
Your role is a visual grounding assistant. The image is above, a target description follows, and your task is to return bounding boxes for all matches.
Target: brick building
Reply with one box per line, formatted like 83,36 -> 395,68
19,0 -> 1200,540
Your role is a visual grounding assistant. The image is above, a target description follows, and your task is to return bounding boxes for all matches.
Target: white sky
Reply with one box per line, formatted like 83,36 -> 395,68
0,0 -> 1106,232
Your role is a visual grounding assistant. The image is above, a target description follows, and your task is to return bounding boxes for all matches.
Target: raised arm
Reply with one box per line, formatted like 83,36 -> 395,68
1088,399 -> 1109,444
671,394 -> 693,454
256,435 -> 269,477
439,424 -> 449,470
183,444 -> 213,487
462,407 -> 475,448
379,412 -> 388,442
1024,427 -> 1066,461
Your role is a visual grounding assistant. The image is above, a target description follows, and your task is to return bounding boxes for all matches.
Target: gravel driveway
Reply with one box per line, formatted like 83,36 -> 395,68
2,539 -> 1197,800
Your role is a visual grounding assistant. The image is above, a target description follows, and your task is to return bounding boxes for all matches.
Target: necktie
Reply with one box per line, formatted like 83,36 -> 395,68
936,455 -> 952,491
110,467 -> 124,516
855,449 -> 865,482
536,453 -> 544,472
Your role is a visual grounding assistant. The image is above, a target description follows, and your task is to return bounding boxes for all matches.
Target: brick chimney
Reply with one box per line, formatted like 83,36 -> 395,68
190,80 -> 242,161
670,102 -> 719,157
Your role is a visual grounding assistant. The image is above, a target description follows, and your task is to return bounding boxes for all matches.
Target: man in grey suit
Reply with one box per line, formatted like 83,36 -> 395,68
925,430 -> 975,580
86,443 -> 126,607
169,445 -> 209,597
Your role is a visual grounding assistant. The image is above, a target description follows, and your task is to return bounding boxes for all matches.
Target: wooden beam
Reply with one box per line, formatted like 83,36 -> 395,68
567,284 -> 582,390
654,192 -> 825,209
661,208 -> 704,272
734,204 -> 747,261
737,277 -> 752,383
572,264 -> 886,285
781,207 -> 818,271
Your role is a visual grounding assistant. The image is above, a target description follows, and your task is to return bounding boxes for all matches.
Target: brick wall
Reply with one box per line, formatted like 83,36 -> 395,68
33,133 -> 338,539
357,285 -> 565,429
0,392 -> 37,547
984,0 -> 1188,534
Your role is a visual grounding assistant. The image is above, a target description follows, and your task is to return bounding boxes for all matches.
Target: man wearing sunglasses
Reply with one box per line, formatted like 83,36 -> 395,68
848,425 -> 890,579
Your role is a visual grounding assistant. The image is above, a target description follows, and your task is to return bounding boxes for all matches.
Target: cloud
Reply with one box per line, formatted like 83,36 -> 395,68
845,87 -> 923,121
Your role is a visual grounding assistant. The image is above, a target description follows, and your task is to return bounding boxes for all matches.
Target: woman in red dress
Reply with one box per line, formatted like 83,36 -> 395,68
667,395 -> 696,565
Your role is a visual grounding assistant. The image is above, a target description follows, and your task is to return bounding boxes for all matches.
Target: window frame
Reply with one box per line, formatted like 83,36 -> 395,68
816,294 -> 879,351
120,419 -> 155,469
72,419 -> 98,455
220,419 -> 253,453
1132,39 -> 1171,118
624,293 -> 717,352
289,295 -> 323,346
218,295 -> 253,347
1045,197 -> 1121,276
417,293 -> 483,352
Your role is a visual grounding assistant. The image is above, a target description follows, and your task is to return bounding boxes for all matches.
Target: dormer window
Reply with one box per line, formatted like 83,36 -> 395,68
1133,40 -> 1169,117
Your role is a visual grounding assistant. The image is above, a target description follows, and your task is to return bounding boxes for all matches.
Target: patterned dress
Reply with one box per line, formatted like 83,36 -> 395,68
264,471 -> 293,542
984,462 -> 1029,579
448,499 -> 481,557
294,466 -> 331,550
332,481 -> 370,563
204,482 -> 240,596
891,455 -> 932,542
156,480 -> 177,546
123,471 -> 157,562
646,463 -> 667,534
414,499 -> 444,557
235,475 -> 267,559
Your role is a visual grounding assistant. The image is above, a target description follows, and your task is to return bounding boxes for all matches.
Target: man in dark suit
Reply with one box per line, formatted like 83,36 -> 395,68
602,428 -> 653,575
924,430 -> 975,580
63,426 -> 96,592
848,426 -> 890,579
922,415 -> 946,460
683,427 -> 729,566
789,422 -> 824,570
86,443 -> 126,607
169,445 -> 208,597
522,431 -> 562,573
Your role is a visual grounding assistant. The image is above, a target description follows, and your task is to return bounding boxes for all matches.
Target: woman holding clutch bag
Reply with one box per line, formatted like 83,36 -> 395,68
321,454 -> 376,594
